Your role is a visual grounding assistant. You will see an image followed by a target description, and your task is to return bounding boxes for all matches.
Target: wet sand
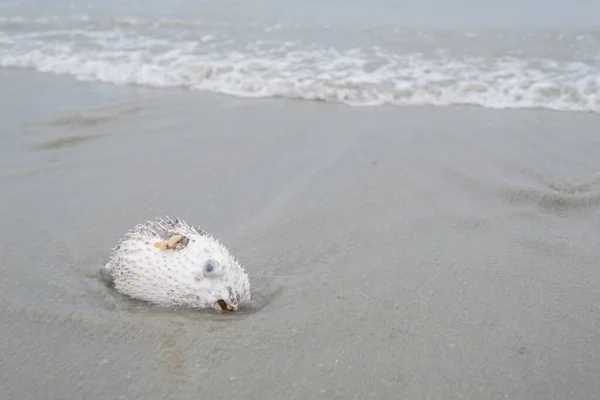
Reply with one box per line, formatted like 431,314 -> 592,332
1,70 -> 600,399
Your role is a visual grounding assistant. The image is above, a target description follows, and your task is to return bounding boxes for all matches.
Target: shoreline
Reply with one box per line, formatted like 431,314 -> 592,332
2,68 -> 600,399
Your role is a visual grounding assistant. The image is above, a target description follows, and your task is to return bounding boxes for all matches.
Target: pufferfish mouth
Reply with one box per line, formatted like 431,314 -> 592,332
215,299 -> 238,312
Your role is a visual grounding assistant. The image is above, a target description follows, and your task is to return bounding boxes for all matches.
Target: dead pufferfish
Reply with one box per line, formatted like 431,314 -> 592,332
101,216 -> 251,312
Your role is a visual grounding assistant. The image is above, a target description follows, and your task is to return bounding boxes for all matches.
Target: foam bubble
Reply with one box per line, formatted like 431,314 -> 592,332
1,18 -> 599,113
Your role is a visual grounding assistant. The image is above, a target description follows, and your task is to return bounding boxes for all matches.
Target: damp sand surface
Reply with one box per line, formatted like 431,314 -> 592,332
1,70 -> 600,399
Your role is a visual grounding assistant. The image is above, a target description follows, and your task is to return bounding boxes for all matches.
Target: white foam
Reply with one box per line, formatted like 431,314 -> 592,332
1,22 -> 599,113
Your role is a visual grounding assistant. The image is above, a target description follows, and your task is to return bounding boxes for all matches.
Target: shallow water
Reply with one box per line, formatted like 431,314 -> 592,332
2,68 -> 600,398
2,1 -> 600,398
1,0 -> 599,112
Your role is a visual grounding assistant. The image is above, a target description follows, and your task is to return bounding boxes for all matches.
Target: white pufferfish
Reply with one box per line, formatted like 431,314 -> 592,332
102,216 -> 251,312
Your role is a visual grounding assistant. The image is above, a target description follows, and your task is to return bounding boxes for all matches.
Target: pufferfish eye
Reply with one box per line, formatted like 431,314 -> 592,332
205,260 -> 221,275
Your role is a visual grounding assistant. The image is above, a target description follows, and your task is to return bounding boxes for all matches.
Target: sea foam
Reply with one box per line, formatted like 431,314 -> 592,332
1,15 -> 599,113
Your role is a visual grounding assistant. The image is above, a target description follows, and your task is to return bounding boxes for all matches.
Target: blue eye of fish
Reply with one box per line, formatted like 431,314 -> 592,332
206,263 -> 214,272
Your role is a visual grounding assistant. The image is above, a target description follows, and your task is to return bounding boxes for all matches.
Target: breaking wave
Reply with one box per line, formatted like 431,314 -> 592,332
1,15 -> 599,112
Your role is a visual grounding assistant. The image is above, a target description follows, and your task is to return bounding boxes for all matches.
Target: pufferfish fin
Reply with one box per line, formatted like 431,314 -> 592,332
154,235 -> 187,251
154,241 -> 169,250
168,235 -> 183,247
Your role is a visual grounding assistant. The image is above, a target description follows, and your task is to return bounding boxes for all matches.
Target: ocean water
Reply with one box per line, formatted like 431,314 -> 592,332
1,0 -> 599,113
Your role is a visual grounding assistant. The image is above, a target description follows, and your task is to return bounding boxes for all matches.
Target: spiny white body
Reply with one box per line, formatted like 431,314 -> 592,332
103,217 -> 251,311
